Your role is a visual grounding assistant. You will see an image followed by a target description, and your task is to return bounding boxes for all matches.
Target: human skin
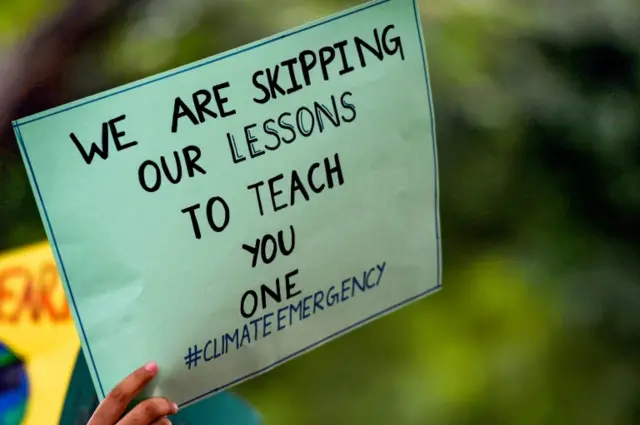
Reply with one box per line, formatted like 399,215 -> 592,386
87,363 -> 178,425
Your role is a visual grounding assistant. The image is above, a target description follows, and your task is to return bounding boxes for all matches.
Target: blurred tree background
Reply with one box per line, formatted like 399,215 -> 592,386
1,0 -> 639,424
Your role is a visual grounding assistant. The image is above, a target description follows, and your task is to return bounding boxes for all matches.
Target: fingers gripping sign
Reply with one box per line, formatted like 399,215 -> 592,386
88,363 -> 179,425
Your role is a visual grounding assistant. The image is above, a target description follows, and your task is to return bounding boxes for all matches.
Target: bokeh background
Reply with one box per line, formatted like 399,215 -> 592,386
1,0 -> 639,424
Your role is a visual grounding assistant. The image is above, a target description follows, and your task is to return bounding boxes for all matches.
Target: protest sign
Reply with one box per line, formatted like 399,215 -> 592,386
13,0 -> 441,408
0,243 -> 79,425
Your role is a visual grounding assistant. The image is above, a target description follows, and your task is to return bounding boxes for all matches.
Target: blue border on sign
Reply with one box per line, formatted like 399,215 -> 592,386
13,123 -> 108,397
13,0 -> 441,407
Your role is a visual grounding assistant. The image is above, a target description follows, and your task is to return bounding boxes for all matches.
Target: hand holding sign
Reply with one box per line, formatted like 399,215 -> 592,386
61,352 -> 261,425
89,363 -> 178,425
13,0 -> 440,408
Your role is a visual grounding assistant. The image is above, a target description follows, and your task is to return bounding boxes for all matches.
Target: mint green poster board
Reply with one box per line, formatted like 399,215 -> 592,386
14,0 -> 440,407
59,352 -> 261,425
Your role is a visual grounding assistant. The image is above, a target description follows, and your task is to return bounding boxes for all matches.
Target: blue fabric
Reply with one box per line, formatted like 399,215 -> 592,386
173,393 -> 261,425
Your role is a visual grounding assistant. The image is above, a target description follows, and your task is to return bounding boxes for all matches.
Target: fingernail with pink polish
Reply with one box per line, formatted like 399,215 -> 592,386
144,362 -> 158,373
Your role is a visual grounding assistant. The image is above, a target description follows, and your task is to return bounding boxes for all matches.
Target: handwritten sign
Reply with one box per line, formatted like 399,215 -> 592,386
13,0 -> 441,407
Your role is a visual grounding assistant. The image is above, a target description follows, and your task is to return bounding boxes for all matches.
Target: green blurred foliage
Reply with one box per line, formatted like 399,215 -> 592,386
0,0 -> 639,424
0,0 -> 62,45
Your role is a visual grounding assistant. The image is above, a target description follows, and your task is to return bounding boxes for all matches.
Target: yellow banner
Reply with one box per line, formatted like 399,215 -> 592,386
0,242 -> 79,425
